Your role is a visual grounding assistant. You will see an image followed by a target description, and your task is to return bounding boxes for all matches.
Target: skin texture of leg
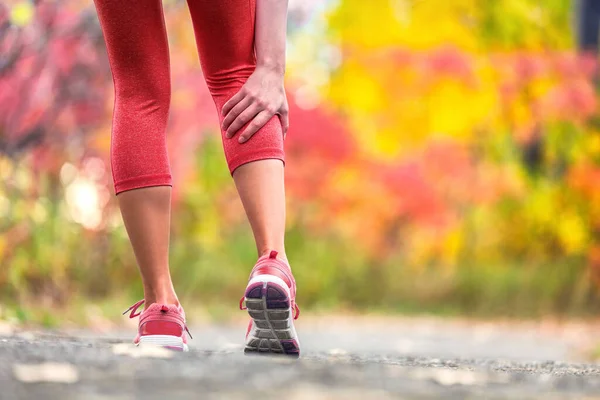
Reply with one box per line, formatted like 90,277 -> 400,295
94,0 -> 178,306
232,159 -> 287,260
118,187 -> 178,306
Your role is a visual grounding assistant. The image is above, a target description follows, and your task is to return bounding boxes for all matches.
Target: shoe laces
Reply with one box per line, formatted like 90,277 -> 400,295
123,299 -> 193,339
122,299 -> 145,318
239,297 -> 300,320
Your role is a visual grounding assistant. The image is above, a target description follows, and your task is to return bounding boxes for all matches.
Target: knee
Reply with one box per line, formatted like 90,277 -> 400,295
204,64 -> 255,95
115,73 -> 171,112
222,116 -> 285,175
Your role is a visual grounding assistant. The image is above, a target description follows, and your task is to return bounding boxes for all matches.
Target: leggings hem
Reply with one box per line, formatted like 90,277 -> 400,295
228,148 -> 285,175
114,174 -> 173,195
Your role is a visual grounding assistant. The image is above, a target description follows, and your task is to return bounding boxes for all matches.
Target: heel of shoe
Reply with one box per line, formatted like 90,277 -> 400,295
138,335 -> 188,352
246,274 -> 291,300
243,276 -> 299,357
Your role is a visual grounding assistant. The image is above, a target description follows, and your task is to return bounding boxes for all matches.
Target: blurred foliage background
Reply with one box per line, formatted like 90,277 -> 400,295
2,0 -> 600,325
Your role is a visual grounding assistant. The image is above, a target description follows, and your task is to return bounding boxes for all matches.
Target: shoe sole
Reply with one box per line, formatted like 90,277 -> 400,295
243,275 -> 300,357
137,334 -> 189,352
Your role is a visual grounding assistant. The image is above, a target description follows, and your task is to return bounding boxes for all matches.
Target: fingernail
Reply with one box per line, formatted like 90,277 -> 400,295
238,136 -> 246,143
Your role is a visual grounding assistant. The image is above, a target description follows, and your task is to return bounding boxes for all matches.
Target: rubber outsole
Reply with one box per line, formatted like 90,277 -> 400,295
137,334 -> 188,352
243,281 -> 300,357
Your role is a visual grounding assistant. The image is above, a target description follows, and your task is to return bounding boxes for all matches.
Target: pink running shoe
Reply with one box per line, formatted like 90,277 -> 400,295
123,300 -> 192,352
240,250 -> 300,357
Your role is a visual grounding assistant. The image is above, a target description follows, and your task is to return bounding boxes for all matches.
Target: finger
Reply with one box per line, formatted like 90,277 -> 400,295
222,96 -> 252,137
279,110 -> 289,140
227,103 -> 261,138
221,90 -> 245,118
239,110 -> 273,143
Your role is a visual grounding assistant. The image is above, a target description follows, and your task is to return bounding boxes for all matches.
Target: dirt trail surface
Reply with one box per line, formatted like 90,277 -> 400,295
1,316 -> 600,399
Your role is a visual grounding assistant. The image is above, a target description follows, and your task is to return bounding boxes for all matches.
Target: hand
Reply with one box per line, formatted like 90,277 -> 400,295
221,65 -> 289,143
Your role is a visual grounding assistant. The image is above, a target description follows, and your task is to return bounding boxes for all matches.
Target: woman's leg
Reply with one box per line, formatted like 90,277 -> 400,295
232,160 -> 286,258
94,0 -> 178,306
118,188 -> 177,306
187,1 -> 299,355
186,0 -> 287,259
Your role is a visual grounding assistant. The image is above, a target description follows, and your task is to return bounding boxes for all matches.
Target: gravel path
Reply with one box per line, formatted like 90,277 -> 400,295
2,317 -> 600,399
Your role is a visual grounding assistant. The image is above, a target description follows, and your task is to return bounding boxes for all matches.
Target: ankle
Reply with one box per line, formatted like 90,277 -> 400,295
145,295 -> 179,307
143,286 -> 179,307
258,247 -> 288,263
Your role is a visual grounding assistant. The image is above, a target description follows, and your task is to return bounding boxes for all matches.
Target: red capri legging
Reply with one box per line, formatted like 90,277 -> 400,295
93,0 -> 285,194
